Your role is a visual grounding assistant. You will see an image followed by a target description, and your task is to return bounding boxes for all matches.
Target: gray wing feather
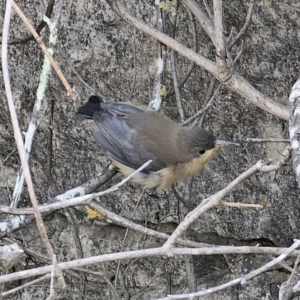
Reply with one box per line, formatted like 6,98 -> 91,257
102,102 -> 145,116
93,109 -> 166,172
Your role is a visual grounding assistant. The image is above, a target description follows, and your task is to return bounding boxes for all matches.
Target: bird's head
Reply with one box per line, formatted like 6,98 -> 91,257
183,127 -> 239,160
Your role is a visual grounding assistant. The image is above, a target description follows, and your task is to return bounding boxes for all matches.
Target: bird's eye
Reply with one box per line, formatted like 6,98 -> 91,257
198,150 -> 206,155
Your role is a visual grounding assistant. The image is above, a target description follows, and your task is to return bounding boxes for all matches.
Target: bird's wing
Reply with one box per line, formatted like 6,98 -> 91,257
104,102 -> 145,116
93,110 -> 166,172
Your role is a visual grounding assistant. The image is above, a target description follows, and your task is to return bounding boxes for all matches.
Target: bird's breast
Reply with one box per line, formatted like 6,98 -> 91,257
157,147 -> 221,189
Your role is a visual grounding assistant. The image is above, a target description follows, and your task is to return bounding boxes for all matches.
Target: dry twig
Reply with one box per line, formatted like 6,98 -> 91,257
11,1 -> 76,100
1,242 -> 300,286
227,0 -> 256,50
3,0 -> 55,262
247,138 -> 290,143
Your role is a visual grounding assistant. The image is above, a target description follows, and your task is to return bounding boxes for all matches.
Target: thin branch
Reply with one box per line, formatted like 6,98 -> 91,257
213,0 -> 229,80
287,255 -> 300,286
101,265 -> 120,300
182,0 -> 216,46
0,162 -> 149,237
219,201 -> 266,209
198,84 -> 221,127
171,185 -> 192,208
171,51 -> 185,121
170,0 -> 185,121
137,32 -> 153,102
57,45 -> 99,96
0,167 -> 117,237
0,274 -> 51,297
203,0 -> 213,21
184,256 -> 198,299
11,3 -> 62,208
149,3 -> 166,111
2,0 -> 54,260
1,244 -> 300,285
227,0 -> 255,50
89,201 -> 210,249
7,0 -> 55,45
64,209 -> 86,295
11,1 -> 76,100
47,255 -> 57,300
106,0 -> 216,73
6,194 -> 299,260
182,81 -> 220,126
246,138 -> 290,143
128,29 -> 137,100
114,188 -> 146,288
260,146 -> 291,172
167,9 -> 197,97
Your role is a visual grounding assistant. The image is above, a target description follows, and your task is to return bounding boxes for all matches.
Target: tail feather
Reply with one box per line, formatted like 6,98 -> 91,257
76,95 -> 104,119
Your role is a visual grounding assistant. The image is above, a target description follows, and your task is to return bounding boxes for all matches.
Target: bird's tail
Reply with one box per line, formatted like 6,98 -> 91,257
76,95 -> 104,119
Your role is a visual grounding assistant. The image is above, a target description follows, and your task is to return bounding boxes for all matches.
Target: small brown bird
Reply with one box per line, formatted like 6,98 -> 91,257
76,96 -> 237,190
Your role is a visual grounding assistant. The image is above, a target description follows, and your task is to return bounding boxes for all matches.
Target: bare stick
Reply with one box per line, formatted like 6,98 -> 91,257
278,255 -> 300,299
182,0 -> 216,46
184,255 -> 198,298
171,51 -> 185,121
0,274 -> 51,297
219,201 -> 266,209
287,255 -> 300,285
0,163 -> 149,217
213,0 -> 229,80
260,146 -> 291,172
170,1 -> 185,121
57,45 -> 99,96
0,167 -> 117,237
47,255 -> 56,300
167,9 -> 197,97
149,3 -> 166,111
89,201 -> 209,248
228,0 -> 255,50
2,0 -> 54,260
182,82 -> 220,126
114,187 -> 146,288
247,138 -> 290,143
106,0 -> 216,72
11,3 -> 63,208
5,197 -> 299,260
203,0 -> 213,21
7,0 -> 55,45
292,275 -> 300,294
1,243 -> 300,285
11,1 -> 75,100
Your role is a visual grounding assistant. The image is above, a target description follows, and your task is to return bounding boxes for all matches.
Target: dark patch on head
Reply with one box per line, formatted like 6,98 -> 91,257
187,127 -> 216,150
